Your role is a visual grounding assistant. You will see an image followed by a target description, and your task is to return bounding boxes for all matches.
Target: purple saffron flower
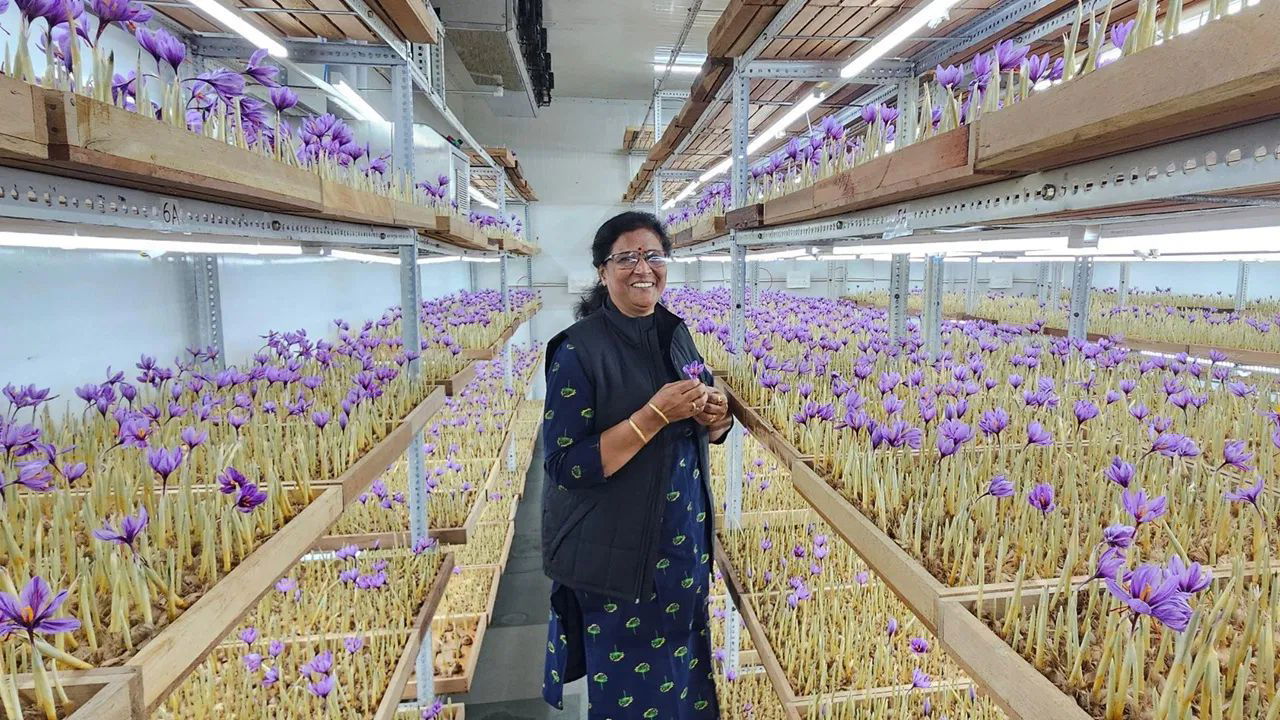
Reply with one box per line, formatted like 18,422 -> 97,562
243,652 -> 263,672
937,419 -> 974,458
0,576 -> 81,639
235,483 -> 268,513
1122,488 -> 1168,525
269,85 -> 299,113
1110,19 -> 1135,50
682,361 -> 706,380
978,408 -> 1009,437
910,668 -> 932,690
886,617 -> 899,638
190,67 -> 245,107
1073,400 -> 1099,428
1105,563 -> 1192,631
1167,555 -> 1212,594
994,39 -> 1030,72
1102,523 -> 1136,550
146,445 -> 184,489
1219,440 -> 1253,473
1027,483 -> 1056,514
1024,421 -> 1052,448
1104,457 -> 1134,488
344,635 -> 364,653
312,411 -> 331,429
1224,475 -> 1265,509
934,64 -> 964,90
909,637 -> 930,654
980,474 -> 1014,500
307,674 -> 335,698
180,426 -> 208,449
1082,547 -> 1127,586
243,48 -> 280,87
240,626 -> 258,646
136,26 -> 185,71
269,639 -> 284,657
92,506 -> 149,550
218,466 -> 247,495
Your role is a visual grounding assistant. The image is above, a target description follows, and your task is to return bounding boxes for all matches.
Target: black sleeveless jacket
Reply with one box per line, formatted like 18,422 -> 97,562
541,300 -> 727,601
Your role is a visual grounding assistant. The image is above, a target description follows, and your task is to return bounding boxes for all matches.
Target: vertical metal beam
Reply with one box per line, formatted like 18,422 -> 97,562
654,85 -> 667,138
391,63 -> 415,182
495,169 -> 507,218
1067,256 -> 1094,341
652,174 -> 664,217
964,256 -> 978,314
895,78 -> 919,148
922,255 -> 944,355
750,260 -> 761,303
1049,263 -> 1063,307
1117,262 -> 1131,307
1035,262 -> 1050,305
501,253 -> 513,395
1234,261 -> 1251,312
399,243 -> 433,707
826,260 -> 838,299
888,254 -> 910,340
730,64 -> 750,205
189,254 -> 226,371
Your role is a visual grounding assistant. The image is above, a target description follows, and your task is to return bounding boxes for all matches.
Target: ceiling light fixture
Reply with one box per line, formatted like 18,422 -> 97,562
332,80 -> 386,124
188,0 -> 287,57
418,256 -> 462,265
840,0 -> 962,78
329,249 -> 400,265
653,64 -> 702,74
0,231 -> 302,256
468,186 -> 499,209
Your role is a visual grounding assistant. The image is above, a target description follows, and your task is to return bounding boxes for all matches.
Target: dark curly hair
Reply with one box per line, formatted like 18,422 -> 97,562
574,211 -> 672,320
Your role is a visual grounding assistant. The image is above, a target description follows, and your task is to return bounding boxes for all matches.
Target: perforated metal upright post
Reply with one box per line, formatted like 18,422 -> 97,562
501,253 -> 513,395
189,254 -> 226,371
1117,263 -> 1131,307
1235,261 -> 1251,312
1067,257 -> 1094,341
964,256 -> 978,314
726,230 -> 747,527
400,244 -> 434,707
750,260 -> 761,303
888,254 -> 910,341
730,64 -> 750,203
391,62 -> 415,182
922,255 -> 944,356
652,175 -> 663,218
1035,262 -> 1050,306
895,78 -> 919,148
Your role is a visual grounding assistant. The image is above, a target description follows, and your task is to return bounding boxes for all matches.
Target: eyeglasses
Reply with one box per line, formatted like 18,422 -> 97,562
604,250 -> 670,269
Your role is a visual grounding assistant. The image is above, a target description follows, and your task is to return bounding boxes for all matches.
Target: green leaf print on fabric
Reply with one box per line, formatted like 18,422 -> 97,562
696,511 -> 706,522
559,633 -> 567,646
664,602 -> 680,617
659,680 -> 674,693
680,688 -> 688,700
644,709 -> 659,719
551,670 -> 561,683
593,673 -> 608,689
544,409 -> 554,420
571,465 -> 583,479
580,407 -> 594,418
556,435 -> 573,448
694,700 -> 709,710
672,534 -> 686,545
649,636 -> 666,649
609,647 -> 625,663
551,361 -> 560,372
565,343 -> 575,350
587,623 -> 601,640
625,617 -> 641,633
618,693 -> 633,708
603,602 -> 618,613
673,646 -> 688,659
666,490 -> 680,501
560,384 -> 577,399
678,458 -> 687,468
681,576 -> 694,589
634,662 -> 651,679
656,558 -> 670,573
693,468 -> 700,479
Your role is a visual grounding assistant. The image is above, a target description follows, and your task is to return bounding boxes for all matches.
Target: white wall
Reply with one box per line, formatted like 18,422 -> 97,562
0,248 -> 469,401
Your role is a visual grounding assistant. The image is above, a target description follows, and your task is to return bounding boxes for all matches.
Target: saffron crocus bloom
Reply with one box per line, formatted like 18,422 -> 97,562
218,466 -> 247,494
0,576 -> 81,638
312,411 -> 331,429
269,85 -> 298,112
1110,19 -> 1135,50
1122,488 -> 1168,525
1104,456 -> 1134,488
886,617 -> 899,638
977,408 -> 1008,437
243,652 -> 263,671
146,445 -> 184,488
1024,421 -> 1052,448
1083,547 -> 1127,585
1101,523 -> 1136,550
180,426 -> 207,448
1167,555 -> 1212,594
269,639 -> 284,657
934,64 -> 964,90
191,67 -> 245,105
136,26 -> 184,71
92,506 -> 148,550
980,474 -> 1014,500
1073,400 -> 1099,427
1027,483 -> 1056,514
243,48 -> 280,86
261,666 -> 280,686
236,483 -> 268,513
308,674 -> 335,698
1224,475 -> 1265,508
994,39 -> 1029,71
937,419 -> 974,458
240,626 -> 258,646
1105,563 -> 1192,631
682,361 -> 705,380
1219,439 -> 1253,472
911,668 -> 931,690
909,637 -> 930,654
344,635 -> 364,653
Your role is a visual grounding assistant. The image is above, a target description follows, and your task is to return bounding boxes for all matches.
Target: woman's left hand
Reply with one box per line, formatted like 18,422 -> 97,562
693,386 -> 729,427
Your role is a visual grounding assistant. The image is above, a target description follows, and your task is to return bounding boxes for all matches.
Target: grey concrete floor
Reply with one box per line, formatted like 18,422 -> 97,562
454,437 -> 588,720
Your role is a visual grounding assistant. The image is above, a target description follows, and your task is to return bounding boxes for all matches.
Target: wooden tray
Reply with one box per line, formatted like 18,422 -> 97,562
975,2 -> 1280,172
432,362 -> 477,396
672,226 -> 696,248
41,89 -> 323,214
690,214 -> 727,244
0,75 -> 49,161
714,538 -> 802,719
717,377 -> 813,470
765,127 -> 1002,226
429,215 -> 491,251
11,667 -> 140,720
319,179 -> 394,224
725,203 -> 764,231
372,552 -> 455,719
399,613 -> 487,697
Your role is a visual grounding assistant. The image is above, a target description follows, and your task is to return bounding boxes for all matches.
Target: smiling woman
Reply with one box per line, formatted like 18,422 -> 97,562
541,211 -> 734,719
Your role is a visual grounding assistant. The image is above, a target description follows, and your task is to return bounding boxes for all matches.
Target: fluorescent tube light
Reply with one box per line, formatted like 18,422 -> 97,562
0,232 -> 301,255
418,256 -> 462,265
330,249 -> 400,265
654,64 -> 702,74
333,80 -> 385,124
840,0 -> 961,78
462,256 -> 501,263
662,180 -> 701,210
690,92 -> 828,189
832,237 -> 1066,256
1100,228 -> 1280,254
188,0 -> 287,57
468,186 -> 499,209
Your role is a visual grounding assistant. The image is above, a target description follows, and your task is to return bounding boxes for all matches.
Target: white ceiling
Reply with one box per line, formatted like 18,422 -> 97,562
544,0 -> 729,101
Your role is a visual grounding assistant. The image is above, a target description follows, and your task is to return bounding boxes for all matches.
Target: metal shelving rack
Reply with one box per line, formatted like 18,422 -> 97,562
0,2 -> 536,703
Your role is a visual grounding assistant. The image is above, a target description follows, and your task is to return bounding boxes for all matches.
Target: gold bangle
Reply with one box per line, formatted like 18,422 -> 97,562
646,402 -> 670,425
627,418 -> 650,444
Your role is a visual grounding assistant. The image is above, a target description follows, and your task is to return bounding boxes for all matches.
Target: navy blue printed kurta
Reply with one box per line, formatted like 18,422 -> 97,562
541,341 -> 718,719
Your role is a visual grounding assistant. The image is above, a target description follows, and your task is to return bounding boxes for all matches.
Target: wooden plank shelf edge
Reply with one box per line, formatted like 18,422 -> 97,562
11,667 -> 141,720
372,551 -> 456,719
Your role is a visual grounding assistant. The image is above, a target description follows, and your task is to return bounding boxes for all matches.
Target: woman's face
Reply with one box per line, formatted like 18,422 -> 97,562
600,228 -> 667,317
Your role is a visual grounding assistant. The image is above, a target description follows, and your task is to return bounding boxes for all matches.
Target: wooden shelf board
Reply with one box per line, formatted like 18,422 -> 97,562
373,551 -> 455,719
11,667 -> 141,720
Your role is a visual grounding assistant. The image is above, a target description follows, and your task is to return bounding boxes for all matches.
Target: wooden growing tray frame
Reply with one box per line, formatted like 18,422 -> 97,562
399,612 -> 488,698
371,551 -> 456,720
19,388 -> 450,719
1,74 -> 50,162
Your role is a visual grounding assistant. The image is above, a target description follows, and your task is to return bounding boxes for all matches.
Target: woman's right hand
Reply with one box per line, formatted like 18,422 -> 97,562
647,380 -> 708,424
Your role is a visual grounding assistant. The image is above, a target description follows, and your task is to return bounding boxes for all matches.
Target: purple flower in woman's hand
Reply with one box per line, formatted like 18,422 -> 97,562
1122,488 -> 1167,525
1105,563 -> 1192,631
0,576 -> 81,638
1027,483 -> 1056,514
92,506 -> 148,549
682,361 -> 705,381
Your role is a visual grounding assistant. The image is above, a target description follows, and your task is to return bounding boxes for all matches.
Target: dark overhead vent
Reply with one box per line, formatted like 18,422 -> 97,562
516,0 -> 552,107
